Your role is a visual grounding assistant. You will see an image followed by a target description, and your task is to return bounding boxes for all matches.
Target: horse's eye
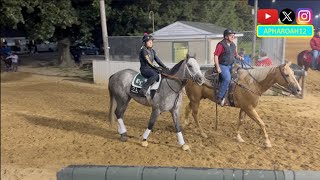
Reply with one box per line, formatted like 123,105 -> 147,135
188,65 -> 192,68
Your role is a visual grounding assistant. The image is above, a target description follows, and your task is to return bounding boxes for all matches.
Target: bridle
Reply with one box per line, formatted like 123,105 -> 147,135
162,59 -> 201,93
238,60 -> 295,96
279,66 -> 294,94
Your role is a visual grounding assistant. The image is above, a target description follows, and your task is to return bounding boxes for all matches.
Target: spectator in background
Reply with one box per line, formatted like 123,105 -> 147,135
2,41 -> 11,57
28,40 -> 36,54
256,51 -> 273,66
310,29 -> 320,70
6,52 -> 19,72
71,46 -> 82,66
238,48 -> 251,68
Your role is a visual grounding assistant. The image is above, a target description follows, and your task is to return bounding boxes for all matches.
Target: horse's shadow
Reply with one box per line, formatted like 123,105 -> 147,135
18,113 -> 116,140
72,109 -> 175,131
72,109 -> 108,123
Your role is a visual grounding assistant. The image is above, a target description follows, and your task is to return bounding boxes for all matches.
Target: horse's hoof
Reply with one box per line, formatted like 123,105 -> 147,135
265,142 -> 272,148
141,141 -> 148,147
201,132 -> 208,138
182,144 -> 190,151
236,134 -> 245,143
120,133 -> 128,142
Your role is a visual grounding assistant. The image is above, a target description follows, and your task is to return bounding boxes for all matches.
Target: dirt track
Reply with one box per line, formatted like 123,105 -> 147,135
1,39 -> 320,179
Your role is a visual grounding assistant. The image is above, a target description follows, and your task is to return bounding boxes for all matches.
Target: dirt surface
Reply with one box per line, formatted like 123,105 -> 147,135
1,39 -> 320,179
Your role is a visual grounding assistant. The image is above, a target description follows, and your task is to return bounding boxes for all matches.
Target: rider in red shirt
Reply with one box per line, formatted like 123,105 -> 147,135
310,29 -> 320,70
213,29 -> 243,106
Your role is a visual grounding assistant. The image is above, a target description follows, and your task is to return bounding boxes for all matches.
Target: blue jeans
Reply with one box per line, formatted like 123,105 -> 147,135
312,50 -> 319,68
218,64 -> 232,99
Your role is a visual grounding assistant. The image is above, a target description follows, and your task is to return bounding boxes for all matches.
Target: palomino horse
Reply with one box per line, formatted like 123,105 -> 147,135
184,62 -> 301,147
108,56 -> 204,151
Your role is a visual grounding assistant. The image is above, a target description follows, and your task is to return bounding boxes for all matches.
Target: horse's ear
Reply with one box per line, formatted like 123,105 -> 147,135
193,53 -> 196,59
285,61 -> 292,67
186,54 -> 190,60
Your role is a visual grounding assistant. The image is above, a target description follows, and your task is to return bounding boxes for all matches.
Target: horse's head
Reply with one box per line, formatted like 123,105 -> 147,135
276,61 -> 302,95
185,55 -> 204,85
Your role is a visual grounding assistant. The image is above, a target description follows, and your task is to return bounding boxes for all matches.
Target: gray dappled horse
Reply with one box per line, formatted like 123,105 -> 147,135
108,56 -> 204,151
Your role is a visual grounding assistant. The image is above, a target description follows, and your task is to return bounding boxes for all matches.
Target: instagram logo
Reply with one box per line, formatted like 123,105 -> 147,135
296,8 -> 312,24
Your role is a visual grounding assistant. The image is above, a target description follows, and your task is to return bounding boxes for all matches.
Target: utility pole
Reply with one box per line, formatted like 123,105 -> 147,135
252,0 -> 258,63
99,0 -> 109,61
149,11 -> 155,33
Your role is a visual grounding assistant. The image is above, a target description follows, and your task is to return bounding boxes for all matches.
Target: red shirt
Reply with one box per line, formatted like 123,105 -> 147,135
310,36 -> 320,51
303,50 -> 320,63
256,57 -> 273,66
214,43 -> 238,63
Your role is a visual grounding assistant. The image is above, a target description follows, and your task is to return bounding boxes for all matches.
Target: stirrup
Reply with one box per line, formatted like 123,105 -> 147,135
138,88 -> 147,96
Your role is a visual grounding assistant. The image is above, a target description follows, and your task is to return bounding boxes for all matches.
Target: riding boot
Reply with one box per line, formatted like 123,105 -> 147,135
139,76 -> 157,96
216,97 -> 225,107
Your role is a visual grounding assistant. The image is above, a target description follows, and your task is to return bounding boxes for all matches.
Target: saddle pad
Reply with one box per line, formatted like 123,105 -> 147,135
132,73 -> 147,88
131,73 -> 161,90
204,69 -> 218,81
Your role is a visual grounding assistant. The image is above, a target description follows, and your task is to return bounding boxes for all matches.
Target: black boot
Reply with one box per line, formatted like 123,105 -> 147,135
138,86 -> 148,96
138,77 -> 156,96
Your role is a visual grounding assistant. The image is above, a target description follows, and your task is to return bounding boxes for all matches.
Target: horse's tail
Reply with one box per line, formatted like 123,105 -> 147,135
108,75 -> 117,125
297,51 -> 304,67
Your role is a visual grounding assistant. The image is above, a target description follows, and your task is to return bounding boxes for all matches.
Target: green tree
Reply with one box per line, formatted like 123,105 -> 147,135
1,0 -> 106,66
107,0 -> 254,35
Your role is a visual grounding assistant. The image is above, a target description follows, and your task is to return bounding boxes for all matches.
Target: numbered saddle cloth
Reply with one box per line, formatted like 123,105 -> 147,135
130,73 -> 161,94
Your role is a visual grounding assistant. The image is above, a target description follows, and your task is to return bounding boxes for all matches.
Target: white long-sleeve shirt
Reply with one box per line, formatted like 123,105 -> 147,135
6,54 -> 18,63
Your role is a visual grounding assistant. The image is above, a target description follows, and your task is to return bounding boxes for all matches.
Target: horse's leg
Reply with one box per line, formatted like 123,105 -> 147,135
141,108 -> 160,147
236,109 -> 246,143
191,101 -> 207,138
183,102 -> 192,126
244,108 -> 272,148
170,108 -> 190,151
115,96 -> 131,142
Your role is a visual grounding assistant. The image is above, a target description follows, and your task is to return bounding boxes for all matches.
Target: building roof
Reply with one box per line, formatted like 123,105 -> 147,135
178,21 -> 227,34
153,21 -> 243,40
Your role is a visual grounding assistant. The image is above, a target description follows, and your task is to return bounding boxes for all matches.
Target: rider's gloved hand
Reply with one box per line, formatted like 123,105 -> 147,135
155,67 -> 163,73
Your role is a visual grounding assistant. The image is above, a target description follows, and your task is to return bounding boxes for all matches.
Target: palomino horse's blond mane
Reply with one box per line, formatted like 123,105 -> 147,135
241,66 -> 275,83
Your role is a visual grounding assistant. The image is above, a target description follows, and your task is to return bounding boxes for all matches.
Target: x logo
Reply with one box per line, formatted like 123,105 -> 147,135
282,11 -> 292,21
280,9 -> 295,24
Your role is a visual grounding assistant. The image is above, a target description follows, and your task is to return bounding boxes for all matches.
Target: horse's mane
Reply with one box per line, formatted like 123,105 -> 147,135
168,59 -> 185,75
243,66 -> 276,83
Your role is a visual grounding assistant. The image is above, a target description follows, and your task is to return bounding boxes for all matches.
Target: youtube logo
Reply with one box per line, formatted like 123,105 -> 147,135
258,9 -> 279,24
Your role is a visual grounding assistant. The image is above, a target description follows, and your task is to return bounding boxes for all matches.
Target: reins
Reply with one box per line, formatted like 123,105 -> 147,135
238,60 -> 292,96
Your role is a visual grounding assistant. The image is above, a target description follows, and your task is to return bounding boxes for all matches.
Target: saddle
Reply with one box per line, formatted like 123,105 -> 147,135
203,66 -> 240,107
130,73 -> 161,97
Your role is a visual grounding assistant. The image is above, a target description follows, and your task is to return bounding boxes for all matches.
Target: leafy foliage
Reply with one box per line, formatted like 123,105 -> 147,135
108,0 -> 254,35
1,0 -> 254,64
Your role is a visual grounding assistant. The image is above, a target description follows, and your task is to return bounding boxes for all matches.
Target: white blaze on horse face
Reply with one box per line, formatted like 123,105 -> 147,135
187,58 -> 203,84
187,58 -> 201,75
117,119 -> 127,134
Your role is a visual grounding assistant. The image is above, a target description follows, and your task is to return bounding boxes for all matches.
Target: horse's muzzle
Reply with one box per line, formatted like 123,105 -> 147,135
195,74 -> 204,85
290,86 -> 301,96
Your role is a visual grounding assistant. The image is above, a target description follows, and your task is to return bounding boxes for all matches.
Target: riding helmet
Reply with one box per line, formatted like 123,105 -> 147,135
142,33 -> 154,43
223,29 -> 236,38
